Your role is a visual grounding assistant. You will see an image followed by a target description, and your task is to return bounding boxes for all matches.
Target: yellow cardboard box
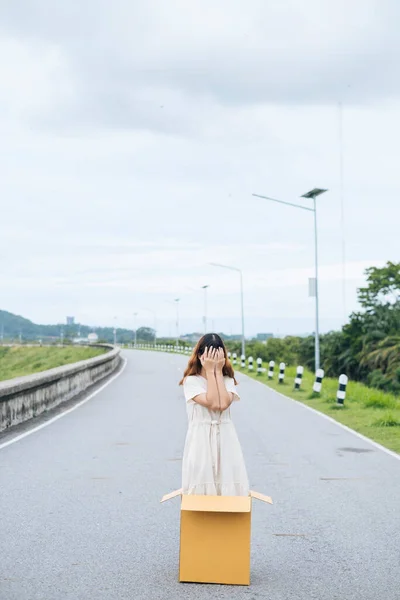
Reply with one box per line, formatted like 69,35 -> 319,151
161,489 -> 273,586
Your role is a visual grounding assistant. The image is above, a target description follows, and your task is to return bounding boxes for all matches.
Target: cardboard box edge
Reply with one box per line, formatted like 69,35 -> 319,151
161,488 -> 272,505
249,490 -> 273,504
160,488 -> 183,503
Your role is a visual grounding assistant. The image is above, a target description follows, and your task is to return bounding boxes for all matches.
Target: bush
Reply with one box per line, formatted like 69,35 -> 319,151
372,413 -> 400,427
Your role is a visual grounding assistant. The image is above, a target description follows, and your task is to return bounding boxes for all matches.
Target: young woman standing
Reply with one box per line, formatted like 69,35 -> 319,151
179,333 -> 249,496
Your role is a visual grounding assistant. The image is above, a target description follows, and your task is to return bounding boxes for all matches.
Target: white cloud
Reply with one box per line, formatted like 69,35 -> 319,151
0,0 -> 398,335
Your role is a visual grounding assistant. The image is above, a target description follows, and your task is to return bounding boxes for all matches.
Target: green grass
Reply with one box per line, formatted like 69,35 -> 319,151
236,364 -> 400,454
0,346 -> 107,382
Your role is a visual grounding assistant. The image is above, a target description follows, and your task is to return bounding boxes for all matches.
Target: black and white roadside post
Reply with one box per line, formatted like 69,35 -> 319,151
241,354 -> 246,369
278,362 -> 286,384
268,360 -> 275,380
294,366 -> 304,390
337,374 -> 348,406
257,357 -> 263,375
248,356 -> 254,371
233,353 -> 237,366
228,352 -> 231,361
313,368 -> 325,394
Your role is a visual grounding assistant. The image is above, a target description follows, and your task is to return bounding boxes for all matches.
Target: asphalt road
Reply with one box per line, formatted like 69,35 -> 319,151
1,350 -> 399,600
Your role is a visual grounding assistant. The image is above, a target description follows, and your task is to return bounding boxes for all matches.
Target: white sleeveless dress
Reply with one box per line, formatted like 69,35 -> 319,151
182,375 -> 249,496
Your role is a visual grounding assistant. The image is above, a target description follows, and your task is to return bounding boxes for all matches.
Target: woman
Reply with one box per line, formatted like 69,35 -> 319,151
179,333 -> 249,496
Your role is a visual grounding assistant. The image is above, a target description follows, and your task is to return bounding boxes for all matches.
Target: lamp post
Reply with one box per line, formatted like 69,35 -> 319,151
113,316 -> 117,346
202,285 -> 210,333
209,263 -> 245,357
252,187 -> 327,371
175,298 -> 180,347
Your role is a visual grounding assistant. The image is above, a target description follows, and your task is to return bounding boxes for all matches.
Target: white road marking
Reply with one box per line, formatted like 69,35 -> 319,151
246,375 -> 400,462
0,358 -> 128,451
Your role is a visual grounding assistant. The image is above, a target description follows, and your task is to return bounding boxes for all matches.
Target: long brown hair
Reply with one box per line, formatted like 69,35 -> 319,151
179,333 -> 237,385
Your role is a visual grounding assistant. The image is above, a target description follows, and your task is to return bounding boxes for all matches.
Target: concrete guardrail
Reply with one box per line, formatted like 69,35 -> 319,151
0,345 -> 121,433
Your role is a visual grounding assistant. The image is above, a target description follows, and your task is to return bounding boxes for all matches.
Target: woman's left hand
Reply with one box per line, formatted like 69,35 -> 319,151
215,348 -> 226,371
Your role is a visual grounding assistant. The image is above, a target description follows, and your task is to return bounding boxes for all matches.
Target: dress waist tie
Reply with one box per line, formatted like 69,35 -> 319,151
210,420 -> 224,482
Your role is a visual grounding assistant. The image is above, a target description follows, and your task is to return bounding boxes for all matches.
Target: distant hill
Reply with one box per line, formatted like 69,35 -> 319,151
0,310 -> 139,343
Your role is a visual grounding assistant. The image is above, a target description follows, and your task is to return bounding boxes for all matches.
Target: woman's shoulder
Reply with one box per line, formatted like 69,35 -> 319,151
183,374 -> 205,385
184,374 -> 201,381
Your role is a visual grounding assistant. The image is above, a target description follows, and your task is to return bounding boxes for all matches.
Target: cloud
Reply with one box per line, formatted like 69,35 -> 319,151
0,1 -> 398,335
1,0 -> 400,135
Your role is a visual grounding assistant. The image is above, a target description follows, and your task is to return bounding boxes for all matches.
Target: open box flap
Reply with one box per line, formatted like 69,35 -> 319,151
250,490 -> 273,504
161,489 -> 273,505
160,488 -> 182,503
181,494 -> 251,513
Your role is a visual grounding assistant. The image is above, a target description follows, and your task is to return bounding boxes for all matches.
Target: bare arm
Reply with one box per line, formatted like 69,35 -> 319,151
191,348 -> 220,411
204,369 -> 220,411
215,348 -> 234,411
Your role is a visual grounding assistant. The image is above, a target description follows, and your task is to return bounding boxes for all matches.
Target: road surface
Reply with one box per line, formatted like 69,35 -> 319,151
1,350 -> 399,600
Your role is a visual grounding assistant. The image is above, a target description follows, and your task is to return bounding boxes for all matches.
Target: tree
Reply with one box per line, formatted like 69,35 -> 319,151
336,262 -> 400,391
360,335 -> 400,377
358,261 -> 400,310
136,327 -> 156,342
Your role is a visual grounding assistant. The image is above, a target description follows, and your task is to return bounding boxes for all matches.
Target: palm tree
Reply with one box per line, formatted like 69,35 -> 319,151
360,335 -> 400,375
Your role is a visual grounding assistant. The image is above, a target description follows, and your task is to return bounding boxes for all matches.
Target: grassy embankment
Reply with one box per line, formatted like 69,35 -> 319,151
0,346 -> 107,382
236,363 -> 400,454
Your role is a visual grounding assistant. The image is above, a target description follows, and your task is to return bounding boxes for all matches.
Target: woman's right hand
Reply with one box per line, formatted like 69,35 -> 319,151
200,347 -> 218,373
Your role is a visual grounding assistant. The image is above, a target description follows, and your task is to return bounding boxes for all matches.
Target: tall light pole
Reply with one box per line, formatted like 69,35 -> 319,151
113,316 -> 117,346
252,187 -> 327,371
202,285 -> 210,333
209,263 -> 245,357
175,298 -> 180,347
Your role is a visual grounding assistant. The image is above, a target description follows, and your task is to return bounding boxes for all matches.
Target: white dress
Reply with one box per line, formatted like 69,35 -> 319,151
182,375 -> 249,496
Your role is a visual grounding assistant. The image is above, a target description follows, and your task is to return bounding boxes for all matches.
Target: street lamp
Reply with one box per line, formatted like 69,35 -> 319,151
252,187 -> 327,371
186,285 -> 209,332
175,299 -> 180,347
113,316 -> 117,346
209,263 -> 245,357
202,285 -> 210,333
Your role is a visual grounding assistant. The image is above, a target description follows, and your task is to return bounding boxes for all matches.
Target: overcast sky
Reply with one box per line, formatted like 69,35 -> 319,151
1,0 -> 399,337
